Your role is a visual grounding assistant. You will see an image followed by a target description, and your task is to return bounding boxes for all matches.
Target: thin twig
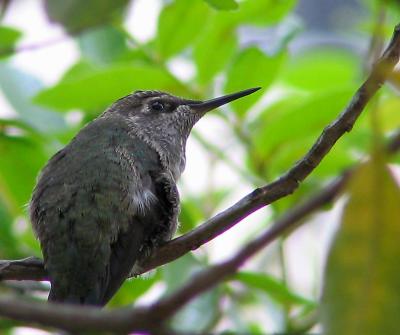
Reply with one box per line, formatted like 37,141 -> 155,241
0,0 -> 10,20
0,36 -> 66,57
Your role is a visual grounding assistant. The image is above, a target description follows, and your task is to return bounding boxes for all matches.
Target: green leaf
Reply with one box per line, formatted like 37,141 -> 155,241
156,0 -> 210,59
377,96 -> 400,132
0,135 -> 47,212
252,88 -> 355,162
224,47 -> 286,117
194,0 -> 295,84
179,188 -> 230,233
78,25 -> 129,65
0,26 -> 22,57
203,0 -> 238,10
229,0 -> 296,25
280,49 -> 359,92
163,254 -> 220,332
163,253 -> 202,292
45,0 -> 129,34
321,157 -> 400,335
108,272 -> 160,307
0,199 -> 21,258
34,63 -> 188,111
234,271 -> 315,306
172,287 -> 220,332
194,17 -> 237,84
60,60 -> 100,82
0,64 -> 66,134
180,199 -> 205,233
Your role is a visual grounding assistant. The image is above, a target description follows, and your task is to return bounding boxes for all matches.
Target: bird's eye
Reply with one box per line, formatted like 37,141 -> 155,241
151,101 -> 164,112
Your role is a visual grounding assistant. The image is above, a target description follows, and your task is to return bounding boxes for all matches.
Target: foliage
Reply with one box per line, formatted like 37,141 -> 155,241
0,0 -> 399,333
321,154 -> 400,335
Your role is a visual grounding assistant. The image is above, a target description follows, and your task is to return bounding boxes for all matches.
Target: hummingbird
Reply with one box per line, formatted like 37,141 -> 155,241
29,87 -> 260,306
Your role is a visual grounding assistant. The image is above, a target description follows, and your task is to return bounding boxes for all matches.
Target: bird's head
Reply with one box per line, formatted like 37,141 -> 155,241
103,87 -> 260,178
106,87 -> 261,140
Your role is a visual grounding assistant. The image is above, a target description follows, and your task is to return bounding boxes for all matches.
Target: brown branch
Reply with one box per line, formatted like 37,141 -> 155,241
0,177 -> 346,333
148,126 -> 400,321
146,175 -> 349,323
0,257 -> 46,281
140,22 -> 400,271
1,24 -> 400,285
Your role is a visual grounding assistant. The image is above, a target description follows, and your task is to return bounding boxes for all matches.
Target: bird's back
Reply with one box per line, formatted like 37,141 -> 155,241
30,116 -> 172,305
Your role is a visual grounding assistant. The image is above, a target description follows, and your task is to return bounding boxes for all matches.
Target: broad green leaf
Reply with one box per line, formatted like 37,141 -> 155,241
377,96 -> 400,132
180,199 -> 205,233
45,0 -> 129,33
163,253 -> 202,292
247,87 -> 361,182
0,26 -> 22,58
156,0 -> 210,59
194,17 -> 237,84
179,188 -> 230,233
0,64 -> 66,134
250,88 -> 353,167
172,287 -> 220,332
34,64 -> 188,111
252,88 -> 355,160
60,60 -> 100,82
163,254 -> 220,332
234,271 -> 315,306
0,134 -> 47,212
108,272 -> 160,306
385,0 -> 400,11
229,0 -> 296,25
262,135 -> 355,180
0,318 -> 18,333
78,26 -> 130,65
321,158 -> 400,335
203,0 -> 238,10
280,49 -> 359,92
0,199 -> 21,258
194,0 -> 295,84
224,47 -> 286,117
247,323 -> 265,335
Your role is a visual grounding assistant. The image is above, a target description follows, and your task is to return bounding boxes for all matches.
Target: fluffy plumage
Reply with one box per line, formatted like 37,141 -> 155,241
30,92 -> 184,305
29,88 -> 259,305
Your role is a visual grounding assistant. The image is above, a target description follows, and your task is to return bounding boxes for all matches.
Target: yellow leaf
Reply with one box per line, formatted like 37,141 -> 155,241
321,157 -> 400,335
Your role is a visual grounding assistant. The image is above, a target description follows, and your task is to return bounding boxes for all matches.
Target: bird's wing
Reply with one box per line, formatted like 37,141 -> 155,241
30,117 -> 179,305
100,170 -> 179,305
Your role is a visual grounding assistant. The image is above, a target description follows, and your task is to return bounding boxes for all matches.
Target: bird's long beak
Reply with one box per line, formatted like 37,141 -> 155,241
187,87 -> 261,113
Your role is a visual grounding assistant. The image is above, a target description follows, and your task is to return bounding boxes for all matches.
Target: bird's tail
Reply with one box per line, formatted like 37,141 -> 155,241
45,242 -> 111,306
47,221 -> 146,306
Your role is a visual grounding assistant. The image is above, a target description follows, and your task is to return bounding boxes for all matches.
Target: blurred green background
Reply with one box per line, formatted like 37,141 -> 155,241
0,0 -> 400,334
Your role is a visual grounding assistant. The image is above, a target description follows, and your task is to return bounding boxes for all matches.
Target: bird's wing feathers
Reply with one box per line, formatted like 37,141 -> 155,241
99,160 -> 179,306
30,117 -> 179,305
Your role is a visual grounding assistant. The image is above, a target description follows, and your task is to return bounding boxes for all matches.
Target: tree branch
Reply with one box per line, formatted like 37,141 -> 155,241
1,24 -> 400,286
0,166 -> 349,334
0,257 -> 46,281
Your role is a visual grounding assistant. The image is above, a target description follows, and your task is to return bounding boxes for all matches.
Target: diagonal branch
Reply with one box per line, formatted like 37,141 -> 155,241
1,24 -> 400,283
0,23 -> 398,334
0,177 -> 347,333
